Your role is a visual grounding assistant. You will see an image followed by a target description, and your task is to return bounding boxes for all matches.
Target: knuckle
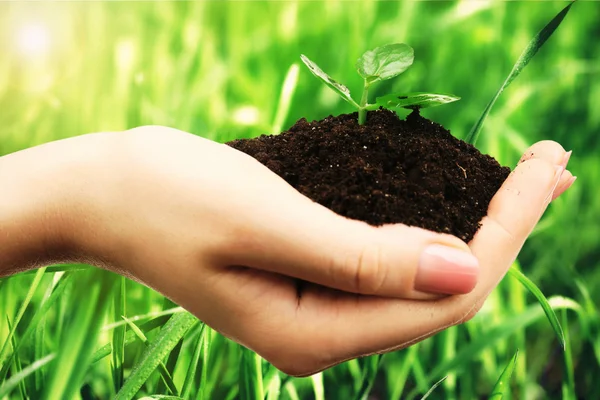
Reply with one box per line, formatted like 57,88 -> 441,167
348,243 -> 387,295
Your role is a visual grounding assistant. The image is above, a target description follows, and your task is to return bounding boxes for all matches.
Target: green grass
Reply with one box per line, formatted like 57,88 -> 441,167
1,1 -> 599,398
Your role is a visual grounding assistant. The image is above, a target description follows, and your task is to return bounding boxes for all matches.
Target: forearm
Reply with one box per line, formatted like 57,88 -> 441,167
0,140 -> 84,276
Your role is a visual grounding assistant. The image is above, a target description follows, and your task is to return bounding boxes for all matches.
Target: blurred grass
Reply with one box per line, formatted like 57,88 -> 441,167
1,1 -> 599,398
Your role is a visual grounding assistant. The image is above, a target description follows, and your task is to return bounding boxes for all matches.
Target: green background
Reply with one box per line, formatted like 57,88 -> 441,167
0,1 -> 598,399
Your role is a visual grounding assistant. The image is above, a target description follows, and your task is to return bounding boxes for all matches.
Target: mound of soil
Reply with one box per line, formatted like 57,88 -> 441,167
227,109 -> 510,242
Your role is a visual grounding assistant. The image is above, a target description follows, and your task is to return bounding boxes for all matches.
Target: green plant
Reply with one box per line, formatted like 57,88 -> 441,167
300,43 -> 460,124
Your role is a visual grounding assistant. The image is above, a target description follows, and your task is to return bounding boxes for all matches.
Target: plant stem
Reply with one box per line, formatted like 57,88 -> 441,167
358,80 -> 370,125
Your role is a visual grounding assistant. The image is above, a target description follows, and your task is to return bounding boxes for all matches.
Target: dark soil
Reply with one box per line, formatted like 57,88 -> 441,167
227,108 -> 511,243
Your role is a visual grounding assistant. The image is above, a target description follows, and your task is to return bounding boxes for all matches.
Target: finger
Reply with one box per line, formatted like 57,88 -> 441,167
517,140 -> 566,166
468,141 -> 567,294
518,141 -> 573,201
552,169 -> 575,201
221,181 -> 480,299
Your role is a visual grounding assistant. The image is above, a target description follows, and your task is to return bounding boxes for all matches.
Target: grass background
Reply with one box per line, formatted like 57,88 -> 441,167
1,1 -> 599,399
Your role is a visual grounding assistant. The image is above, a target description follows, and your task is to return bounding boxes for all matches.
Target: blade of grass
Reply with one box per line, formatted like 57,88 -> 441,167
43,269 -> 116,399
271,63 -> 299,135
508,265 -> 565,349
112,276 -> 127,393
441,327 -> 457,397
121,316 -> 179,396
311,372 -> 324,400
92,314 -> 172,363
198,326 -> 212,400
489,350 -> 519,400
420,296 -> 581,394
508,261 -> 527,396
420,376 -> 447,400
156,330 -> 183,394
0,354 -> 55,399
19,264 -> 92,275
346,358 -> 363,392
285,383 -> 300,400
102,307 -> 183,332
388,344 -> 419,399
180,323 -> 206,399
0,271 -> 70,383
0,267 -> 47,373
6,318 -> 27,400
574,278 -> 600,365
262,363 -> 280,395
33,315 -> 45,396
266,371 -> 281,400
239,347 -> 264,400
561,310 -> 576,400
115,312 -> 197,400
354,354 -> 382,400
465,1 -> 576,145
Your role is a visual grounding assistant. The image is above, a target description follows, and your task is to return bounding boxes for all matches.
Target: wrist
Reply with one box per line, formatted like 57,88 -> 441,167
0,138 -> 95,276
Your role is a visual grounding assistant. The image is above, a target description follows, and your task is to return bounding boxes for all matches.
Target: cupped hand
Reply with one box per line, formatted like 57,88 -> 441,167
30,127 -> 575,376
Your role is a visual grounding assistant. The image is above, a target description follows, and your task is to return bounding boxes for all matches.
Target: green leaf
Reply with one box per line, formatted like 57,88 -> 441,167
376,92 -> 460,110
508,266 -> 565,349
115,312 -> 197,400
300,54 -> 359,108
466,1 -> 575,145
489,350 -> 519,399
356,43 -> 414,84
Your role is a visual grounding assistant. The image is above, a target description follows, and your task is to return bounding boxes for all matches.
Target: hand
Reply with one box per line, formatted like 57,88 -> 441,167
0,127 -> 574,376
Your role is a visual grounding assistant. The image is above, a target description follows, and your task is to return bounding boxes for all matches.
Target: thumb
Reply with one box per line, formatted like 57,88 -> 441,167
223,194 -> 479,299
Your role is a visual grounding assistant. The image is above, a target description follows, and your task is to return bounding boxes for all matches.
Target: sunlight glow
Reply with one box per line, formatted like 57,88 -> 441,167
232,106 -> 260,126
17,23 -> 51,56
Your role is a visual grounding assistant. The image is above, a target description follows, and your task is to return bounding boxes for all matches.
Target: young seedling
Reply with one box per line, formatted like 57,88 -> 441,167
301,43 -> 460,125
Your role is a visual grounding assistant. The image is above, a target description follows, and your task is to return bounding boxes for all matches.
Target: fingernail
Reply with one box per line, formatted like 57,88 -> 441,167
416,244 -> 479,295
560,151 -> 572,168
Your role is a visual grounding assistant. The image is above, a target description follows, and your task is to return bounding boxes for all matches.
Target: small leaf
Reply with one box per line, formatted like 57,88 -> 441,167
489,350 -> 519,399
376,92 -> 460,110
356,43 -> 414,84
300,54 -> 359,107
508,266 -> 565,349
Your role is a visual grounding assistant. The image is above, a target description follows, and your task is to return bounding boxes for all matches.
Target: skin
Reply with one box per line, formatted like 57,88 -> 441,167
0,126 -> 575,376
